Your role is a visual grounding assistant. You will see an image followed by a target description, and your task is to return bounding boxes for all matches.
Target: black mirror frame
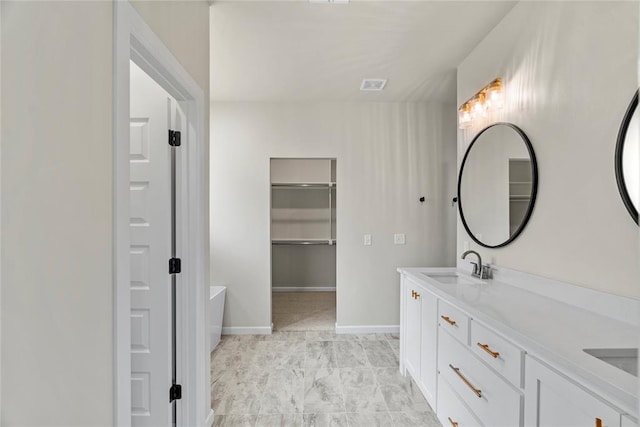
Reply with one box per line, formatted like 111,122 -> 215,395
614,90 -> 639,225
457,122 -> 539,249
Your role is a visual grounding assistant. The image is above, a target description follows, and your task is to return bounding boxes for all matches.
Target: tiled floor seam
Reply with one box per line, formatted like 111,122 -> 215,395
331,340 -> 350,418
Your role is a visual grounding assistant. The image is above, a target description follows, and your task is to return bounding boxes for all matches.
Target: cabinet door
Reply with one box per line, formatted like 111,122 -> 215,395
419,289 -> 438,407
525,356 -> 621,427
404,279 -> 422,379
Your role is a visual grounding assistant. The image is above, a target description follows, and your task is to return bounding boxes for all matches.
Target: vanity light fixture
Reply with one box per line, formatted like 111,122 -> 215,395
458,78 -> 503,129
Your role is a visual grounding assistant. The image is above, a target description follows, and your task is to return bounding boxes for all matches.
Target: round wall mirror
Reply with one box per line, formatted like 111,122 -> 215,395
615,90 -> 639,224
458,122 -> 538,248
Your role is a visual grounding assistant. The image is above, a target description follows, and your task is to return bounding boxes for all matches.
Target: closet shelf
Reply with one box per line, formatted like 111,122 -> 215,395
272,238 -> 336,246
272,182 -> 336,189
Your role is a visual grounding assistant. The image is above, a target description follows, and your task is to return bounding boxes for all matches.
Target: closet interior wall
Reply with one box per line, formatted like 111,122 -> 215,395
271,158 -> 336,291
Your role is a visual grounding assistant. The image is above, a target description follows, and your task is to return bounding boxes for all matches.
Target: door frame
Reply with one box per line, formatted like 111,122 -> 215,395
114,2 -> 209,426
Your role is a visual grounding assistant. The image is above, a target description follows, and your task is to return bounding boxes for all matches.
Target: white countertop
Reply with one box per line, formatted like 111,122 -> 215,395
397,267 -> 639,416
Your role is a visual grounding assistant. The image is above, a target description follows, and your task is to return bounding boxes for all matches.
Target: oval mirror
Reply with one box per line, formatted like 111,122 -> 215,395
615,90 -> 639,224
458,123 -> 538,248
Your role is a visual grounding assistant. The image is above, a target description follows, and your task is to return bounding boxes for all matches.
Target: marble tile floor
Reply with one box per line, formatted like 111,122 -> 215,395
211,331 -> 442,427
272,292 -> 336,331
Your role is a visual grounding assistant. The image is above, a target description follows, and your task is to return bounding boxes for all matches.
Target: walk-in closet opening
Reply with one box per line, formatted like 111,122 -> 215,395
270,158 -> 337,331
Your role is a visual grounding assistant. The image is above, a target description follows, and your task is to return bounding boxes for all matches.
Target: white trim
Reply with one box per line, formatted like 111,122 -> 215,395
221,326 -> 273,335
204,409 -> 214,427
272,286 -> 336,292
114,2 -> 207,426
335,324 -> 400,334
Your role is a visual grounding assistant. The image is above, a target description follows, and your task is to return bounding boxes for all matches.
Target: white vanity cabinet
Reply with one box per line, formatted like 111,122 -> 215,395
524,356 -> 623,427
402,276 -> 422,379
419,286 -> 438,406
399,275 -> 438,408
398,268 -> 638,427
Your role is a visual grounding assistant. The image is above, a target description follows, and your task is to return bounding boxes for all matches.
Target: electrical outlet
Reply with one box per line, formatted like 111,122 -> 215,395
394,233 -> 406,245
364,234 -> 372,246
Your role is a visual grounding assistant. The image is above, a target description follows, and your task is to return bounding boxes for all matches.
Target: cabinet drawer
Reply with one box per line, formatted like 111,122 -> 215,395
437,375 -> 483,427
438,300 -> 470,345
470,320 -> 524,388
439,330 -> 522,427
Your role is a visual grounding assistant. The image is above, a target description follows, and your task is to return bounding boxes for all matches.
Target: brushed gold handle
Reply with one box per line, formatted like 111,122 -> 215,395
415,292 -> 420,299
477,342 -> 500,359
595,418 -> 603,427
411,290 -> 416,299
447,417 -> 458,427
441,315 -> 456,326
449,364 -> 482,398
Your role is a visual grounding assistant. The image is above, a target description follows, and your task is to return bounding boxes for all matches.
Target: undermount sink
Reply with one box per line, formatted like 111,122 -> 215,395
422,272 -> 485,285
583,348 -> 638,377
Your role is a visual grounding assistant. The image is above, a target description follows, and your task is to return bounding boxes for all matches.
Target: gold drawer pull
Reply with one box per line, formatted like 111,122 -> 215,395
477,342 -> 500,359
411,290 -> 416,298
441,315 -> 456,326
448,417 -> 459,427
415,292 -> 420,299
595,418 -> 603,427
449,364 -> 482,398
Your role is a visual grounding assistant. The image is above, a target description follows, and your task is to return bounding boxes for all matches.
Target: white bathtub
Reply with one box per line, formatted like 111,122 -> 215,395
209,286 -> 226,352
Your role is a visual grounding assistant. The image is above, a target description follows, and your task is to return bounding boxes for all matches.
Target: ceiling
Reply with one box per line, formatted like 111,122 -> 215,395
210,1 -> 516,102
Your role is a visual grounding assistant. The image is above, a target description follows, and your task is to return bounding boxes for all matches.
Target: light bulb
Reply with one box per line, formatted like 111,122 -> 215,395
485,79 -> 503,109
458,105 -> 472,129
471,93 -> 486,118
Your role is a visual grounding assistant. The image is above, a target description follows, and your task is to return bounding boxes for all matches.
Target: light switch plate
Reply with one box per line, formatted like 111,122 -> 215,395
364,234 -> 372,246
394,233 -> 406,245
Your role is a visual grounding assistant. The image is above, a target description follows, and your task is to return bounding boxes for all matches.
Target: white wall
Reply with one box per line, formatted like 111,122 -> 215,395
1,2 -> 113,424
457,1 -> 640,296
211,102 -> 457,329
1,1 -> 210,424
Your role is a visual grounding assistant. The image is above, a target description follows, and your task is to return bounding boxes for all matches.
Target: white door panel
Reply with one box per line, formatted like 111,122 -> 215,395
130,62 -> 174,427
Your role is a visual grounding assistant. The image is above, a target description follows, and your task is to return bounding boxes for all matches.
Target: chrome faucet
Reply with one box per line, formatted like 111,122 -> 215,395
461,250 -> 482,277
461,250 -> 492,279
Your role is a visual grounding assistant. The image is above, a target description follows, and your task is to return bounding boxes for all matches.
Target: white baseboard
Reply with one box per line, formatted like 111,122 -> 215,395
335,324 -> 400,334
272,286 -> 336,292
221,325 -> 273,335
205,409 -> 214,427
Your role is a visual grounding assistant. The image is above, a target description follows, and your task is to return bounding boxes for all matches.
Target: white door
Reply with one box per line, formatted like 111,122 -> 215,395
404,279 -> 422,378
129,62 -> 174,427
524,356 -> 621,427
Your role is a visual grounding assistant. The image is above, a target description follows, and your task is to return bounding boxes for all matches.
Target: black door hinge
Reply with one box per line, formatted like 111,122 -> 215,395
169,129 -> 181,147
169,258 -> 181,274
169,384 -> 182,402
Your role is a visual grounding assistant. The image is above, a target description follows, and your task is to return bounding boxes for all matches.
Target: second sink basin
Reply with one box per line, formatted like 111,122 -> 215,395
583,348 -> 638,377
422,272 -> 485,286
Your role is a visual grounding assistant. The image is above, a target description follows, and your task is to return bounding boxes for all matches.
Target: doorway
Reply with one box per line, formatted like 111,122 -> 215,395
270,158 -> 337,331
129,60 -> 183,426
114,2 -> 209,426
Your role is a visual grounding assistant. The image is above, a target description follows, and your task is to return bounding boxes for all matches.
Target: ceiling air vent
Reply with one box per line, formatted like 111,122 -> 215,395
360,79 -> 388,92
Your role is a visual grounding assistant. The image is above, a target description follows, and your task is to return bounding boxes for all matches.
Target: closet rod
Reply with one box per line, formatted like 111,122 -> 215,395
271,182 -> 336,189
272,239 -> 336,246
